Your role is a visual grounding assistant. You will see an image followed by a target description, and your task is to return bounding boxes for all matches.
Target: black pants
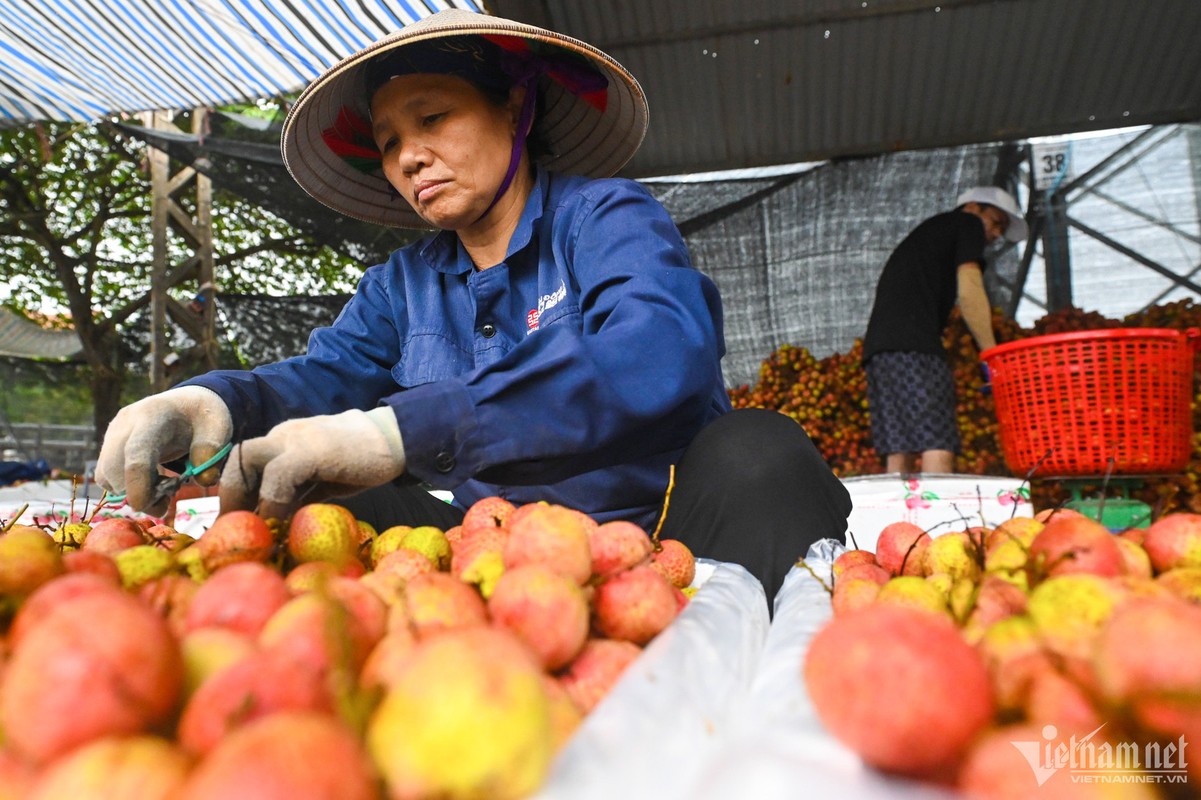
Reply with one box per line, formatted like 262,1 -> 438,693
336,409 -> 851,604
657,409 -> 852,603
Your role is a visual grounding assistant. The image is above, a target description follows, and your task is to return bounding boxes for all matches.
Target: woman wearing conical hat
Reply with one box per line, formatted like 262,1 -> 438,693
97,9 -> 850,603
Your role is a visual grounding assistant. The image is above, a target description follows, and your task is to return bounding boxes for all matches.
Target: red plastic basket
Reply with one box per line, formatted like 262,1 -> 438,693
980,328 -> 1199,478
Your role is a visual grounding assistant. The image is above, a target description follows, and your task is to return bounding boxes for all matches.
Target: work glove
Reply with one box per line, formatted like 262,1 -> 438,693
218,407 -> 407,521
95,386 -> 233,515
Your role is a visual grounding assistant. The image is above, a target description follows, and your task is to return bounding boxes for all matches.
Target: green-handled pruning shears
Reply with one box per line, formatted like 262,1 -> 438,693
102,443 -> 233,507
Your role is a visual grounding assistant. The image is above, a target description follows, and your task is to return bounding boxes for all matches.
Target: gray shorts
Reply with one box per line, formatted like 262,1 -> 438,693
865,351 -> 960,455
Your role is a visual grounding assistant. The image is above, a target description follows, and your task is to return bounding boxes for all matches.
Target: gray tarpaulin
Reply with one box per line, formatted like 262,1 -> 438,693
115,122 -> 1201,389
117,120 -> 1009,386
645,145 -> 1014,387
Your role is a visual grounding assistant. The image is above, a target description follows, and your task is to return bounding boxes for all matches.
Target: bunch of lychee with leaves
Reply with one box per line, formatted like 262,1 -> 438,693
0,494 -> 697,800
802,508 -> 1201,799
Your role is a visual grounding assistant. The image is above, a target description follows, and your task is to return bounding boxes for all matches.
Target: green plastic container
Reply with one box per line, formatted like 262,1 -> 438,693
1065,497 -> 1153,532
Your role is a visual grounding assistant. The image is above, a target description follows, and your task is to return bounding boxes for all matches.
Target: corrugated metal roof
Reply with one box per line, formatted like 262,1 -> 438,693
2,1 -> 1197,176
490,0 -> 1201,177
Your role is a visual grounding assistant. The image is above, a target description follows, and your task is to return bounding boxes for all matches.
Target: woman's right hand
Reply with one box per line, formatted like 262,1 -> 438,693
95,386 -> 233,515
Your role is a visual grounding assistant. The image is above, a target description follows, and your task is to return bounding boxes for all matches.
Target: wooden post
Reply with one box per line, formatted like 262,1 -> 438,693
193,108 -> 218,371
147,110 -> 172,392
142,108 -> 218,390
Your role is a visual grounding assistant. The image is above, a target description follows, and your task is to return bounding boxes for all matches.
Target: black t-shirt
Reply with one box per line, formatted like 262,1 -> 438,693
862,210 -> 988,361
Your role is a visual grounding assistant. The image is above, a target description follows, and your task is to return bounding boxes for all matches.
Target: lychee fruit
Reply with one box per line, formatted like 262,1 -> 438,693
286,503 -> 359,568
874,522 -> 930,576
196,509 -> 276,571
401,571 -> 489,640
649,538 -> 696,588
588,520 -> 653,578
558,638 -> 643,715
802,603 -> 995,781
185,561 -> 292,637
26,734 -> 191,800
178,711 -> 379,800
0,527 -> 64,602
366,627 -> 553,800
0,588 -> 183,764
488,564 -> 590,670
592,564 -> 680,645
503,503 -> 592,585
79,517 -> 146,554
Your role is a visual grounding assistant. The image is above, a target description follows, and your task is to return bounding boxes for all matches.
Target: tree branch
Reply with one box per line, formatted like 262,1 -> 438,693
217,238 -> 322,265
106,292 -> 153,328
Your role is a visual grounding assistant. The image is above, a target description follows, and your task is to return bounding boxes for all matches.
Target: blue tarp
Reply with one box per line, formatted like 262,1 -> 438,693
0,459 -> 52,486
0,0 -> 481,125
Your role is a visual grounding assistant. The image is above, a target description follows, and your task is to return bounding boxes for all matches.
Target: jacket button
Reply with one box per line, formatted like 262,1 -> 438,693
434,452 -> 456,473
480,323 -> 496,338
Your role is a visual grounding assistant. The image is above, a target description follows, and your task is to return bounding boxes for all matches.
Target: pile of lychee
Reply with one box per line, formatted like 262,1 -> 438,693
803,508 -> 1201,798
0,496 -> 696,799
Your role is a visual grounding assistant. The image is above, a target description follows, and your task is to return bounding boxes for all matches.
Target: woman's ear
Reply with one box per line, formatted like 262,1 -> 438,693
507,85 -> 529,133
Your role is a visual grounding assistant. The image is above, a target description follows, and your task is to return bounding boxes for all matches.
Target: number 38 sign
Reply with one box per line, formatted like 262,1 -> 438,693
1031,140 -> 1072,192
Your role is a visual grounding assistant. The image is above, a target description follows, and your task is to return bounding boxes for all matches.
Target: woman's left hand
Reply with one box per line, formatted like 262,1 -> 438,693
218,409 -> 406,520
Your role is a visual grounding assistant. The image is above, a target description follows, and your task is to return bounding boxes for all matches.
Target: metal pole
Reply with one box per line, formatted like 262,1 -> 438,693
1067,215 -> 1201,296
1028,145 -> 1073,312
1043,188 -> 1073,311
1058,125 -> 1174,197
1004,215 -> 1045,319
993,141 -> 1030,320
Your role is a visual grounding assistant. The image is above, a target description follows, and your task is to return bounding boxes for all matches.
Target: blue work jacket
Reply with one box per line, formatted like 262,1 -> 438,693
188,168 -> 731,529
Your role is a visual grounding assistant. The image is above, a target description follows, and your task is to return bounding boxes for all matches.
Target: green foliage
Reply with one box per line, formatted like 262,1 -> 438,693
0,122 -> 149,313
0,120 -> 361,311
0,357 -> 158,425
206,188 -> 362,297
0,359 -> 93,424
0,118 -> 365,436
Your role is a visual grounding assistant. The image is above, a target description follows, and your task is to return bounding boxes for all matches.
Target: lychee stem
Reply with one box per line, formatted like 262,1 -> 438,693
650,464 -> 676,545
2,503 -> 28,532
86,495 -> 113,524
898,532 -> 929,576
967,526 -> 987,570
796,558 -> 833,595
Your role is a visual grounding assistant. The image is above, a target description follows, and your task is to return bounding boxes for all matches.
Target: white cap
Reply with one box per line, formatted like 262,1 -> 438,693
956,186 -> 1028,243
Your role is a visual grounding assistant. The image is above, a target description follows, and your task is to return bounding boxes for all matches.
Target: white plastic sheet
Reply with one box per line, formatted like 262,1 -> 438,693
690,546 -> 958,799
536,559 -> 771,799
171,495 -> 221,536
0,478 -> 134,527
540,545 -> 959,799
